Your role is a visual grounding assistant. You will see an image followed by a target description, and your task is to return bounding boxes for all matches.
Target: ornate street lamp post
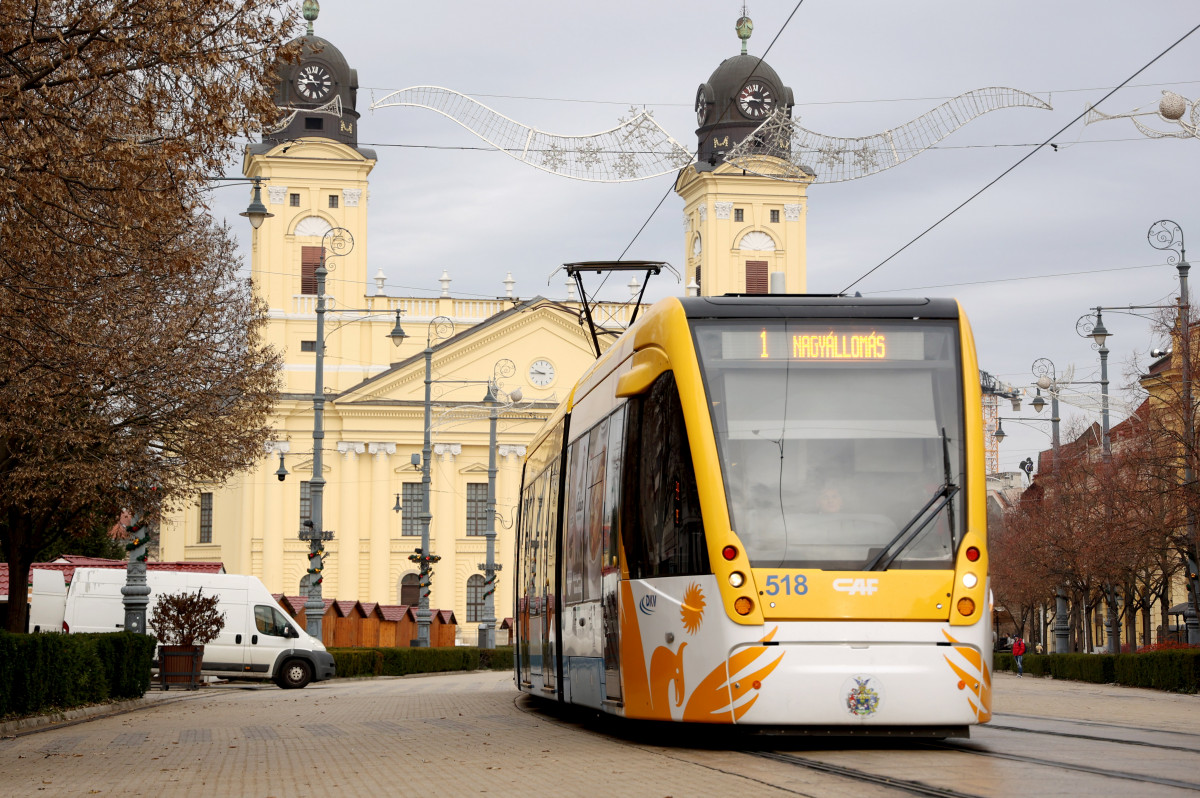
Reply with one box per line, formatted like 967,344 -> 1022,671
480,362 -> 520,649
1032,358 -> 1071,653
415,316 -> 454,647
1149,219 -> 1200,645
300,227 -> 355,639
1077,309 -> 1119,653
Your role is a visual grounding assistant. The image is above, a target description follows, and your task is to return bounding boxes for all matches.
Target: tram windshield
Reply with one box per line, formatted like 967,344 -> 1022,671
693,319 -> 965,570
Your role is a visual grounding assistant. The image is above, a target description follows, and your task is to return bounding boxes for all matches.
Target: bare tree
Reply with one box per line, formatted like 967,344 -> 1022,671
0,1 -> 297,631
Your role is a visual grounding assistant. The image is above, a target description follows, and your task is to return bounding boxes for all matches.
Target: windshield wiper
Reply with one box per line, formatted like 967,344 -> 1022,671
866,428 -> 959,572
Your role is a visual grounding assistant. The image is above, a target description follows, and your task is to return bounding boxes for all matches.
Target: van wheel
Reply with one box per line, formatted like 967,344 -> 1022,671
278,659 -> 312,689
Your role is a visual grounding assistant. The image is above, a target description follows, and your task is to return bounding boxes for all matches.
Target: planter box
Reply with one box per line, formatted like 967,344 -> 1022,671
158,645 -> 204,690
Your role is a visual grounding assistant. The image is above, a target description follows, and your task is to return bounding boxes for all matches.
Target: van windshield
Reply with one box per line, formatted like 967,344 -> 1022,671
255,605 -> 294,637
693,319 -> 965,570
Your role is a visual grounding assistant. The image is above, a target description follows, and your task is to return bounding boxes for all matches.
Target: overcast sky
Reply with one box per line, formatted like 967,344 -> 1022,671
213,1 -> 1200,473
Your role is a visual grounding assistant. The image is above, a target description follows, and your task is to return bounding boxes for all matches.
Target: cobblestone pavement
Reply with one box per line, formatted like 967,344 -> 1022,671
0,671 -> 1195,797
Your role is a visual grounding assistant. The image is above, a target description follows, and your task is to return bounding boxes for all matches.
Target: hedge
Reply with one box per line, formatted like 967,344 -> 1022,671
330,646 -> 514,678
0,631 -> 156,719
994,649 -> 1200,692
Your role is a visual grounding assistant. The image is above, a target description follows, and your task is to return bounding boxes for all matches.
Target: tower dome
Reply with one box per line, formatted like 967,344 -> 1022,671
265,0 -> 362,148
693,15 -> 794,169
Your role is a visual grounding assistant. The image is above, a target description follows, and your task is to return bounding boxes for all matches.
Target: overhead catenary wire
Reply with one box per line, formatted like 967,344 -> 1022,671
840,22 -> 1200,294
356,78 -> 1200,110
349,135 -> 1180,153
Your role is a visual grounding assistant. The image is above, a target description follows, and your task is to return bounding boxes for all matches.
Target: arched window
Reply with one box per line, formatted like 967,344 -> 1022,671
400,573 -> 420,606
466,574 -> 485,622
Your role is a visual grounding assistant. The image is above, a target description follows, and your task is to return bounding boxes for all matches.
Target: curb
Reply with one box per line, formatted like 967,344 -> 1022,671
0,692 -> 200,739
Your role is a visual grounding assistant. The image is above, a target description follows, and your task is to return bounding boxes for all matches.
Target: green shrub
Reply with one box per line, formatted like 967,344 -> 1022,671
329,648 -> 383,677
993,649 -> 1199,693
480,647 -> 513,671
1113,649 -> 1200,692
330,646 -> 514,678
1047,653 -> 1114,683
0,631 -> 155,719
93,633 -> 157,698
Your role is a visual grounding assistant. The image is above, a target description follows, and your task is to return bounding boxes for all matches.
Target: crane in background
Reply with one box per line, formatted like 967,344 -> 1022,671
980,370 -> 1023,474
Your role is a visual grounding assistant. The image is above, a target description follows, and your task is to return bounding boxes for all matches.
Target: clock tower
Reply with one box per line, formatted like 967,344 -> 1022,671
241,0 -> 376,316
676,15 -> 814,296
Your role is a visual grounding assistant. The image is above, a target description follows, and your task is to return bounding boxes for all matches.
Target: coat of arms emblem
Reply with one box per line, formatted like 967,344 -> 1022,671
845,676 -> 881,717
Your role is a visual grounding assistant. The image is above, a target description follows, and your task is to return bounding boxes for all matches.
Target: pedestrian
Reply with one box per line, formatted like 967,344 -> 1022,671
1012,635 -> 1026,677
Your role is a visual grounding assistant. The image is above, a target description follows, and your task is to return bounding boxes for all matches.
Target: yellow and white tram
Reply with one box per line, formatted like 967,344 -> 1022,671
514,296 -> 990,735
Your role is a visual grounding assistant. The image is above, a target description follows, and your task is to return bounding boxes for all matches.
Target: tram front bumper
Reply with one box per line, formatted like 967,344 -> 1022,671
731,640 -> 989,728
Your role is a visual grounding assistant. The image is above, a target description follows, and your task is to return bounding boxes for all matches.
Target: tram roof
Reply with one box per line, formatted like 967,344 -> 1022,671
678,295 -> 960,320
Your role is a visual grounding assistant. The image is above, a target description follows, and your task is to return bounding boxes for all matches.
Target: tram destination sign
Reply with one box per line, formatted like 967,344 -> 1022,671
718,327 -> 927,362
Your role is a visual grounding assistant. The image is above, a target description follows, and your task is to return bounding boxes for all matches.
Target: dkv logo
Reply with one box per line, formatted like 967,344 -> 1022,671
638,594 -> 657,615
832,578 -> 880,596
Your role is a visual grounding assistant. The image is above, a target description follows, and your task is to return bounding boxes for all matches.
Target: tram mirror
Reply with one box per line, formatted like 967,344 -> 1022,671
615,347 -> 670,397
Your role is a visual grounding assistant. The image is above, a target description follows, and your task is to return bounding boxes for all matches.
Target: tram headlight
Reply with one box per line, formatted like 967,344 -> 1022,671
728,571 -> 745,588
962,573 -> 978,589
734,597 -> 754,616
957,597 -> 976,617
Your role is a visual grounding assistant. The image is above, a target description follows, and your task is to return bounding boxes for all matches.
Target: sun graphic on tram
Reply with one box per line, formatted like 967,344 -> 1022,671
680,582 -> 706,634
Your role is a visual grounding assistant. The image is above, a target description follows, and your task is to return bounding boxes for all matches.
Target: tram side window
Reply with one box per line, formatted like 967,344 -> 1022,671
621,372 -> 708,578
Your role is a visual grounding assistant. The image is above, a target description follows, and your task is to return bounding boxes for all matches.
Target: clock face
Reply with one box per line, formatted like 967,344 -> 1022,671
695,86 -> 709,126
737,80 -> 776,119
295,64 -> 334,102
528,359 -> 555,387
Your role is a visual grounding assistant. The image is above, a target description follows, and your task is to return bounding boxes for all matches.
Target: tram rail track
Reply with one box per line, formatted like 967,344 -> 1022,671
748,750 -> 983,798
982,722 -> 1200,755
520,693 -> 1200,795
755,733 -> 1200,796
923,738 -> 1200,792
992,711 -> 1200,742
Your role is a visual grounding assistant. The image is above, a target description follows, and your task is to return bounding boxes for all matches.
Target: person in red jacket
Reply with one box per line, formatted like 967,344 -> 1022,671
1012,636 -> 1027,677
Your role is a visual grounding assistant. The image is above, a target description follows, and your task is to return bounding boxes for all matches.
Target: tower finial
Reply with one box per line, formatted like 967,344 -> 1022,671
303,0 -> 320,37
736,8 -> 753,56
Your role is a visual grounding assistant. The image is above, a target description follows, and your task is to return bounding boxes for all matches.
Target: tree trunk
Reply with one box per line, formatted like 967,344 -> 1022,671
1156,578 -> 1166,643
1,509 -> 35,633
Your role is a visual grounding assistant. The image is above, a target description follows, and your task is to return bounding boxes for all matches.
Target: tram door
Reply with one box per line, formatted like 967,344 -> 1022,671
542,458 -> 560,693
601,407 -> 625,702
516,481 -> 534,686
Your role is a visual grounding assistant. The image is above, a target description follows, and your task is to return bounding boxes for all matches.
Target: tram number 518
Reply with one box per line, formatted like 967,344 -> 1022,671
764,574 -> 808,596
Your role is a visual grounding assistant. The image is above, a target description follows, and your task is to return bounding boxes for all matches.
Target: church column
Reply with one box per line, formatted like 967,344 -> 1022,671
237,459 -> 258,574
337,442 -> 365,599
432,442 -> 460,613
713,201 -> 734,296
783,201 -> 807,293
498,444 -> 526,626
263,441 -> 290,591
368,442 -> 395,602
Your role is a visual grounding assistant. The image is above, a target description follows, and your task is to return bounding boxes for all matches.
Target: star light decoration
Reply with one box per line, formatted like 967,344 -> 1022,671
1084,90 -> 1200,140
368,84 -> 1052,185
370,86 -> 692,183
723,87 -> 1052,183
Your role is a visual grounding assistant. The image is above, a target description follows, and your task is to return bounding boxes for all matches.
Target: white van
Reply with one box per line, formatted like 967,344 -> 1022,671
30,568 -> 335,689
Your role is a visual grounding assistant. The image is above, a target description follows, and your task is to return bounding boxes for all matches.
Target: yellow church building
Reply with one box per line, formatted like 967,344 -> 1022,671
160,9 -> 811,644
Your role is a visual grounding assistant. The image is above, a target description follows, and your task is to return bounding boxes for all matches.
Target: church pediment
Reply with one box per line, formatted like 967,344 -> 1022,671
292,458 -> 332,476
336,299 -> 604,405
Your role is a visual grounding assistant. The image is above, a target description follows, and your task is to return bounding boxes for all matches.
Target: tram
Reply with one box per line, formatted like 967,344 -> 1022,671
513,295 -> 990,736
